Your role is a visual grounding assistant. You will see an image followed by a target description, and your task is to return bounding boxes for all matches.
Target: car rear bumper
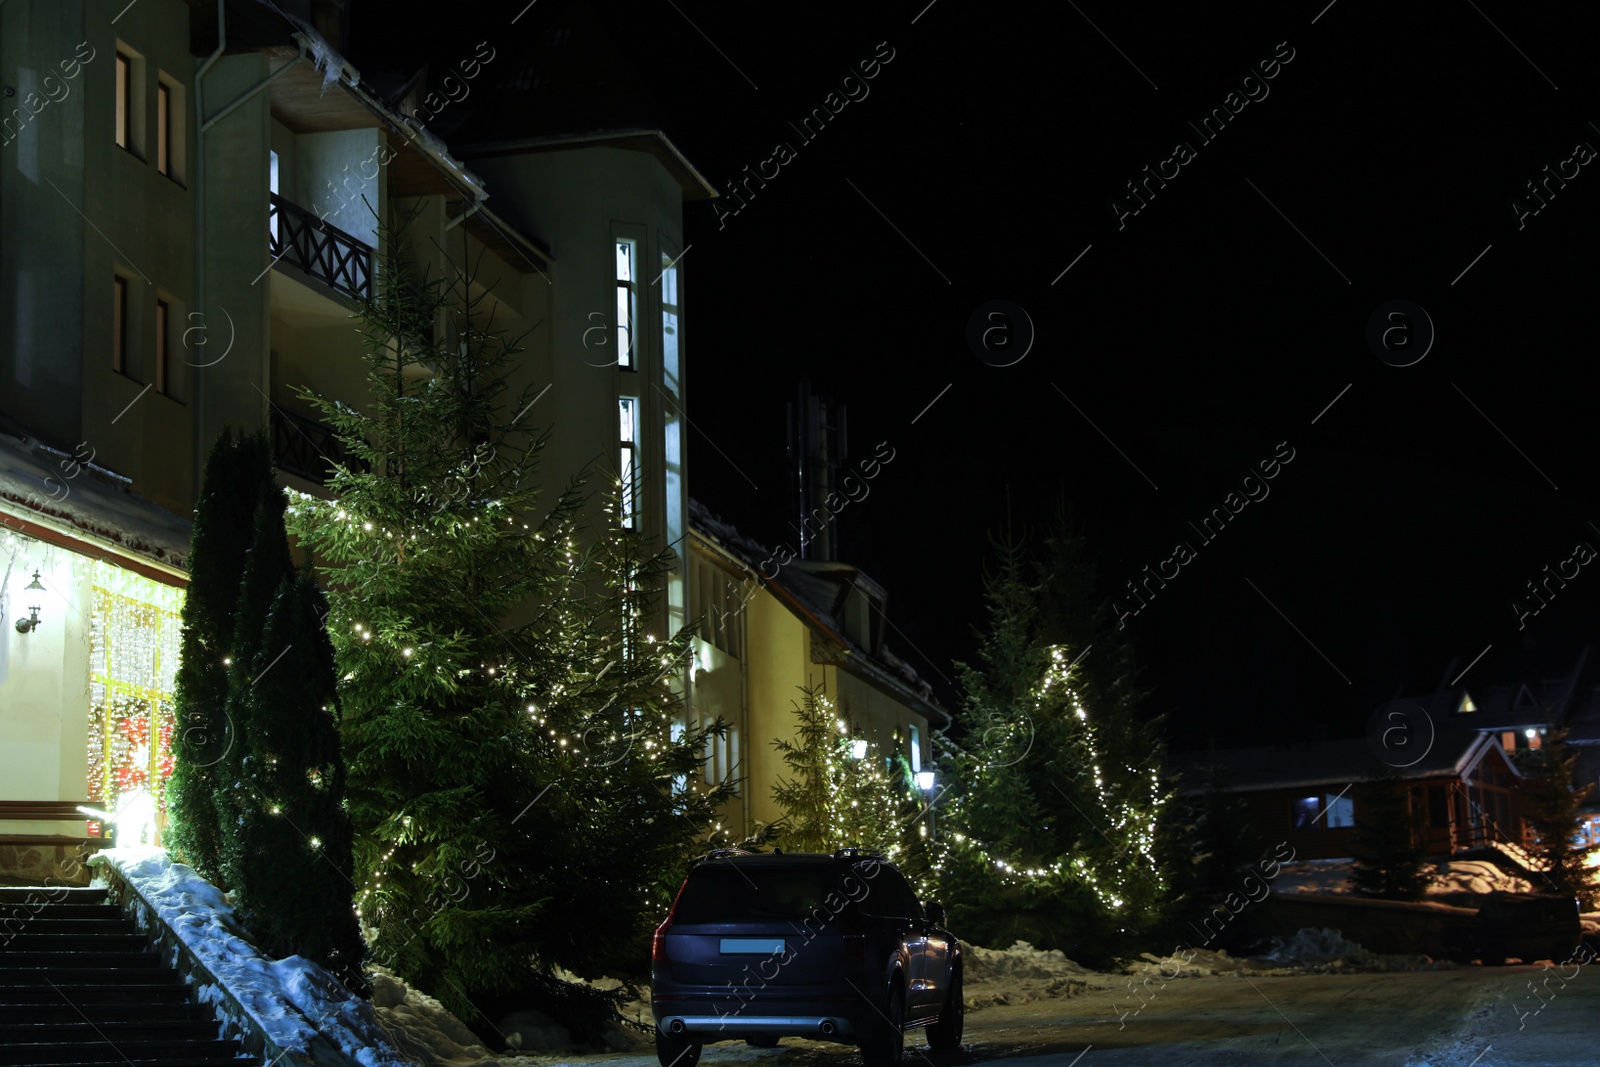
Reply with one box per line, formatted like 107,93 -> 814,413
655,1013 -> 858,1040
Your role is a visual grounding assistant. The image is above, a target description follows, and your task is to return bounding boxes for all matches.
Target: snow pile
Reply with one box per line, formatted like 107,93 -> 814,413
1257,927 -> 1375,965
89,846 -> 409,1067
961,941 -> 1106,1009
1272,859 -> 1532,900
369,965 -> 648,1065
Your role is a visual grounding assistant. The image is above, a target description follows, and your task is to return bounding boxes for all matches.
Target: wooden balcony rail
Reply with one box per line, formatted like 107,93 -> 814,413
270,404 -> 363,485
268,192 -> 373,301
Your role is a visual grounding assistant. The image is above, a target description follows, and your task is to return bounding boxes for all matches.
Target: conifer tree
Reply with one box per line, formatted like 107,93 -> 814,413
215,485 -> 297,894
769,684 -> 922,860
285,210 -> 730,1035
231,572 -> 366,992
167,430 -> 276,880
1349,772 -> 1431,901
1519,729 -> 1597,908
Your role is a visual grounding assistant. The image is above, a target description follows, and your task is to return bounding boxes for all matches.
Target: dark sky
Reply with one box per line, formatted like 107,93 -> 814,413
353,1 -> 1599,749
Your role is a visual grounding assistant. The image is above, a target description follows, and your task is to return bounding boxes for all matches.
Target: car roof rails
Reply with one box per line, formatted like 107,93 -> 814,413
834,848 -> 887,860
700,846 -> 761,862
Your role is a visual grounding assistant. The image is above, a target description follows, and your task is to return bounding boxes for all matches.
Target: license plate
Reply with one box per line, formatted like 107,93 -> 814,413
720,938 -> 785,954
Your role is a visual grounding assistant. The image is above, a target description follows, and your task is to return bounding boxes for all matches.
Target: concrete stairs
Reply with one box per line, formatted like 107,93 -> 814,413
0,886 -> 257,1066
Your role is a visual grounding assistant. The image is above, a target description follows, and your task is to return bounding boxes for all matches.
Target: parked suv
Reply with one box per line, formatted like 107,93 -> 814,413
650,848 -> 964,1067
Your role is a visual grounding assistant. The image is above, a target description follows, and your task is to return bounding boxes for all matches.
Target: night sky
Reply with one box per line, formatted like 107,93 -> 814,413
352,1 -> 1599,749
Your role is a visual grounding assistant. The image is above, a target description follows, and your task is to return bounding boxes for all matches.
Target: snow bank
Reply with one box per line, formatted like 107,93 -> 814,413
89,846 -> 410,1067
961,941 -> 1106,1009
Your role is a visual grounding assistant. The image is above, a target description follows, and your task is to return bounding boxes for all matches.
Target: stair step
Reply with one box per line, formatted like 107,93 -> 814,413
0,904 -> 122,921
0,919 -> 136,936
0,1020 -> 222,1042
0,889 -> 107,905
0,1039 -> 250,1065
0,934 -> 153,953
0,1003 -> 207,1024
4,1059 -> 255,1067
0,951 -> 161,970
0,980 -> 188,1005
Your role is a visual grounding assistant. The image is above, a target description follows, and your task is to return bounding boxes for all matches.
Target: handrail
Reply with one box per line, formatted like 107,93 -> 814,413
267,192 -> 373,301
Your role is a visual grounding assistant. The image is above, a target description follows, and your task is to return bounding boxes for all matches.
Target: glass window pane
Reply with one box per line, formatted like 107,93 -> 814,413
616,286 -> 632,367
112,277 -> 127,372
115,54 -> 129,148
615,240 -> 632,281
154,300 -> 168,393
156,83 -> 169,174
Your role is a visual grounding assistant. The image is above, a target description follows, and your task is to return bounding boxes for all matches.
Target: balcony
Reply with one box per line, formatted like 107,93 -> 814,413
270,404 -> 363,486
268,193 -> 373,302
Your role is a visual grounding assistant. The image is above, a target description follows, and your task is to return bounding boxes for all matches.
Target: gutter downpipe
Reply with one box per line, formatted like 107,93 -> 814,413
193,6 -> 306,490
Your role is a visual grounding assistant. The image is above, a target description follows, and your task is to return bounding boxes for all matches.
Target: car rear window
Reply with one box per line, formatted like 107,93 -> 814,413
672,865 -> 858,924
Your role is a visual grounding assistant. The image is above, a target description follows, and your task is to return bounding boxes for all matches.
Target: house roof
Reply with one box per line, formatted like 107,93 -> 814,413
1439,646 -> 1592,730
0,420 -> 190,583
688,499 -> 950,729
1171,726 -> 1506,795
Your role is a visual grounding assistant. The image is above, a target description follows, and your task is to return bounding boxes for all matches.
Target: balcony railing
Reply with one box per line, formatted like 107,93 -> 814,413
270,404 -> 363,485
268,193 -> 373,302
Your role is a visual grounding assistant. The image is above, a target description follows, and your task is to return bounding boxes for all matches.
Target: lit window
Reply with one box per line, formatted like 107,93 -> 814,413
115,52 -> 131,149
1501,730 -> 1516,751
154,299 -> 169,394
615,239 -> 636,370
660,248 -> 680,392
269,150 -> 281,243
619,396 -> 639,530
156,82 -> 170,175
112,277 -> 128,374
1291,791 -> 1353,830
908,724 -> 921,773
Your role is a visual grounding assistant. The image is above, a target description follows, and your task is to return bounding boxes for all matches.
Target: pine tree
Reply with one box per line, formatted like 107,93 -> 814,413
1349,772 -> 1431,901
1519,729 -> 1597,908
167,430 -> 276,880
231,572 -> 366,992
285,210 -> 730,1036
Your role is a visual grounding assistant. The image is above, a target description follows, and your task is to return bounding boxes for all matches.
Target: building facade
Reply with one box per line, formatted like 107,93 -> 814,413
0,0 -> 707,879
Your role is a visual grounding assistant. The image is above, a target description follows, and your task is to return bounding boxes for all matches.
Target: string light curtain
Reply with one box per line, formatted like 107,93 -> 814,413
86,561 -> 184,816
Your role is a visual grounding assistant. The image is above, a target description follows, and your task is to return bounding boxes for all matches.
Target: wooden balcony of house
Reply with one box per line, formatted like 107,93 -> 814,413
268,193 -> 373,302
270,404 -> 364,486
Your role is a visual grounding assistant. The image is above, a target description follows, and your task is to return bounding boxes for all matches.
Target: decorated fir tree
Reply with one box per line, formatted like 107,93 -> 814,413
285,210 -> 730,1035
214,484 -> 297,895
230,572 -> 366,992
769,683 -> 923,860
167,429 -> 277,881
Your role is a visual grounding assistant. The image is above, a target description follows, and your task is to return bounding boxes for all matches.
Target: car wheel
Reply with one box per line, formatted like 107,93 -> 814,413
746,1036 -> 780,1048
926,969 -> 964,1050
861,983 -> 905,1067
656,1028 -> 702,1067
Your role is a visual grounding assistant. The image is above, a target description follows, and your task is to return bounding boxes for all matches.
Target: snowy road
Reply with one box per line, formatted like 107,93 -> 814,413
560,967 -> 1599,1067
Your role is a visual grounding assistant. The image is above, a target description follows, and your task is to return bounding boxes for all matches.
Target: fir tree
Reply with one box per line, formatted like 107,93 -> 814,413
769,684 -> 923,861
935,526 -> 1168,962
1349,772 -> 1431,901
285,209 -> 730,1036
1519,729 -> 1597,908
231,572 -> 366,993
167,430 -> 276,880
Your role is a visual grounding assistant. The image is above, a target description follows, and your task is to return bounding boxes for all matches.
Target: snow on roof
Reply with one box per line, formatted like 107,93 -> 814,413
0,428 -> 190,571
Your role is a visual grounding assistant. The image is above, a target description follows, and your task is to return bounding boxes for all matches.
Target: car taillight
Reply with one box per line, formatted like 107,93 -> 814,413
653,878 -> 689,962
652,917 -> 672,961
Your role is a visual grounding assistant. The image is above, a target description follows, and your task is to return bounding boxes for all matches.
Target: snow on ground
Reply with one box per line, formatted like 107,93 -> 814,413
1272,858 -> 1533,899
89,846 -> 410,1067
